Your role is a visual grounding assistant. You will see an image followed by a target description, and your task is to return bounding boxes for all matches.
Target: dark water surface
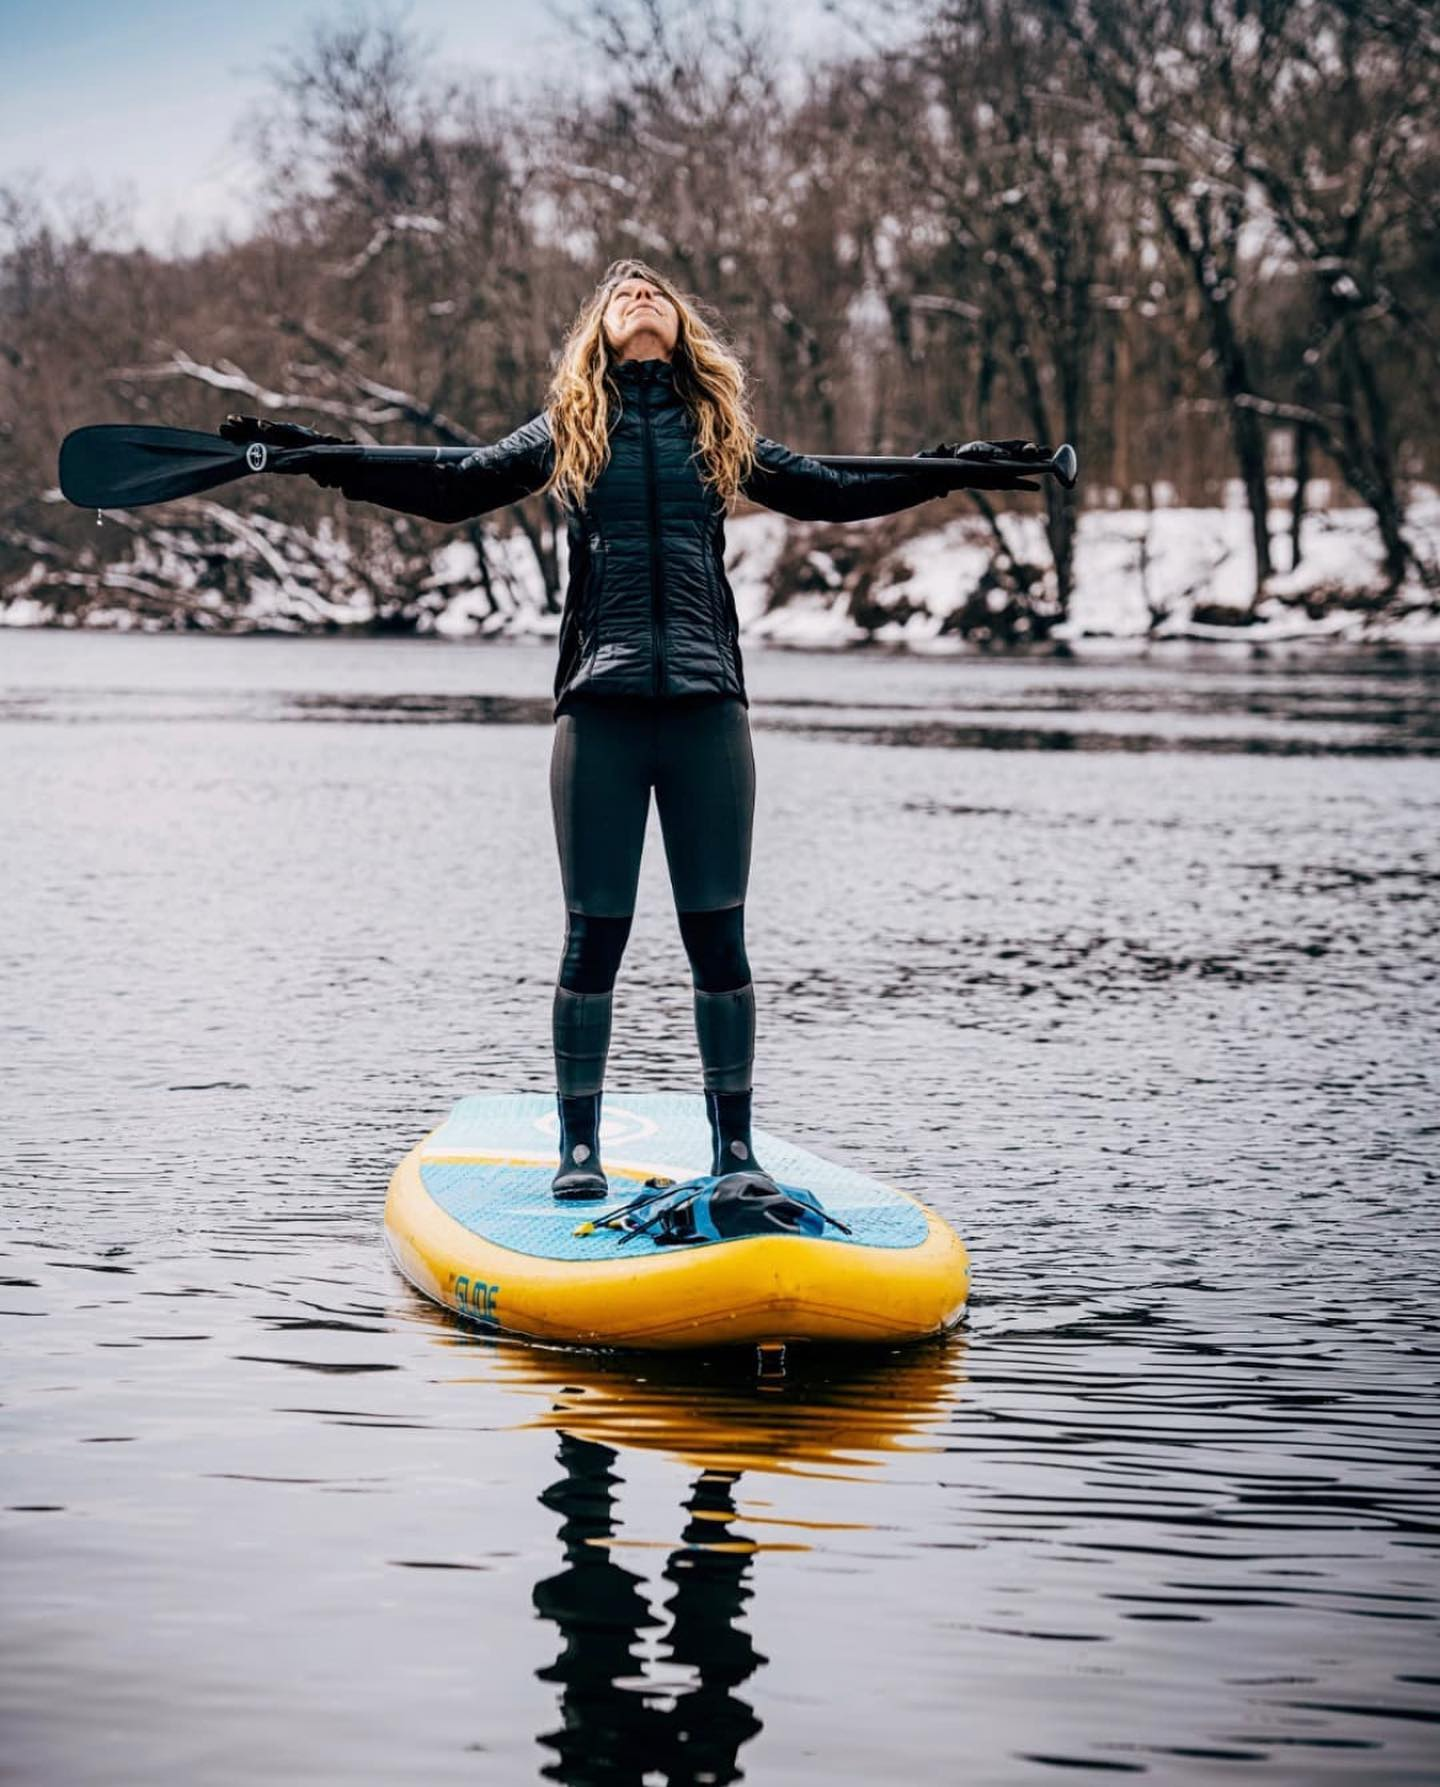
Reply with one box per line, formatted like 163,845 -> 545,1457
2,633 -> 1438,1785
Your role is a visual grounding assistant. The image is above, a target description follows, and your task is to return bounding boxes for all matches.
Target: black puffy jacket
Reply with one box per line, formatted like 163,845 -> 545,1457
329,358 -> 951,715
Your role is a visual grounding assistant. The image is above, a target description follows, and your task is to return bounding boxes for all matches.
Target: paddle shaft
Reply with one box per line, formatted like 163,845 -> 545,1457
274,443 -> 1078,484
58,423 -> 1077,510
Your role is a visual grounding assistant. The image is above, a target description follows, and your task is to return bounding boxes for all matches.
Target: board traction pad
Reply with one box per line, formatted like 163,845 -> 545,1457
418,1092 -> 929,1262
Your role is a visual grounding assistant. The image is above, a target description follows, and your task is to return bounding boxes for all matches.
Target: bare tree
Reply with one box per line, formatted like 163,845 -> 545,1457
3,0 -> 1438,632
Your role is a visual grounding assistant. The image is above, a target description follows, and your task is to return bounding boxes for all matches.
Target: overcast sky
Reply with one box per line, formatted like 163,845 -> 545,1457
2,0 -> 888,253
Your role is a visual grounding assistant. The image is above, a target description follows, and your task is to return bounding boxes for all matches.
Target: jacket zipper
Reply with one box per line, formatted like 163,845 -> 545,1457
582,536 -> 603,660
639,378 -> 666,697
705,539 -> 730,675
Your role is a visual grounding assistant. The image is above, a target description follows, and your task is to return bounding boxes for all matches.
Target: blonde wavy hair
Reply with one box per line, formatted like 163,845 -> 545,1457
542,258 -> 758,511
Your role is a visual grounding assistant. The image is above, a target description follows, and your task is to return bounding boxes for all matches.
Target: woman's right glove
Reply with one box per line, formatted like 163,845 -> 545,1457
219,414 -> 356,486
918,437 -> 1043,491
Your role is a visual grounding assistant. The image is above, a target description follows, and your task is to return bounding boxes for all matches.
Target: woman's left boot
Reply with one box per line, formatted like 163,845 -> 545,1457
553,1091 -> 608,1200
705,1088 -> 772,1181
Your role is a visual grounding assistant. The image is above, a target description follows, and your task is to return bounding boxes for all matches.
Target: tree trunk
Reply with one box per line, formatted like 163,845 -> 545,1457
1337,313 -> 1410,588
1290,423 -> 1309,573
1159,189 -> 1274,597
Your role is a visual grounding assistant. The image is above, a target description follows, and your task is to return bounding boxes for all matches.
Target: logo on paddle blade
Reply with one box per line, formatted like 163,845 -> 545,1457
245,443 -> 267,472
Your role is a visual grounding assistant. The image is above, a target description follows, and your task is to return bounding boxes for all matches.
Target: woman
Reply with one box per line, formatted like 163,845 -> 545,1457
222,258 -> 1032,1200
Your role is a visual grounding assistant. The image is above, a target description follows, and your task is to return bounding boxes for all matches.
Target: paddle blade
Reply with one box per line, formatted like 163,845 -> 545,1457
58,425 -> 253,510
1052,443 -> 1078,489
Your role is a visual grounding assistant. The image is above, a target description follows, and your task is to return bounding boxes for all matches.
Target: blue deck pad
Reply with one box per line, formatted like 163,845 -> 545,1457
419,1092 -> 929,1261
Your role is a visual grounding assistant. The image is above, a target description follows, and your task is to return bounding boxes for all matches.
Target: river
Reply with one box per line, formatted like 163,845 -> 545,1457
2,631 -> 1437,1784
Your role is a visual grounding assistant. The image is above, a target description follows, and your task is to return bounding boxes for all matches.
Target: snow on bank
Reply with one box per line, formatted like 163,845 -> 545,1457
1068,491 -> 1440,644
737,490 -> 1440,649
6,489 -> 1439,645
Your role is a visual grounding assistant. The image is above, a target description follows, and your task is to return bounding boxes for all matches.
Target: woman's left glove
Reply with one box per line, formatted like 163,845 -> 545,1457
219,414 -> 355,481
918,437 -> 1043,491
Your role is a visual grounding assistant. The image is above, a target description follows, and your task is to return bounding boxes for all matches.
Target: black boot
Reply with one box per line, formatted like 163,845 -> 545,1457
705,1088 -> 771,1180
552,1091 -> 608,1200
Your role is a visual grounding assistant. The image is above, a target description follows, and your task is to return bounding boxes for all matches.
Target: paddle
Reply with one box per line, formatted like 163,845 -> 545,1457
823,443 -> 1077,488
58,423 -> 1079,512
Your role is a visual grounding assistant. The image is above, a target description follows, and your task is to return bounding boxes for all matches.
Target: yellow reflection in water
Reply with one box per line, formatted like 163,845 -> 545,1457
451,1332 -> 970,1480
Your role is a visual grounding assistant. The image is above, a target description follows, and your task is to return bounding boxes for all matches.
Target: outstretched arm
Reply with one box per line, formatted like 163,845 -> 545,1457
319,414 -> 556,523
741,434 -> 952,523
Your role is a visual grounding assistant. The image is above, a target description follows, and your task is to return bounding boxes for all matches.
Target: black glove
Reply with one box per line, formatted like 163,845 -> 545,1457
918,437 -> 1043,491
219,414 -> 355,483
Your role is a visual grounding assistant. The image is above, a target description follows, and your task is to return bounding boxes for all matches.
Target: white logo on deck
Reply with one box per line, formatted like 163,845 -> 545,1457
534,1103 -> 658,1149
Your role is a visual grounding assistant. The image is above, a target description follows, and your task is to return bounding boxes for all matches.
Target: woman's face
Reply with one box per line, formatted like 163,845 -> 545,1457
602,275 -> 679,363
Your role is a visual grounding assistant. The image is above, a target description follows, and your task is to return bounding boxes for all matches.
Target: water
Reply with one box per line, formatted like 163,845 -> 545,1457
2,631 -> 1438,1785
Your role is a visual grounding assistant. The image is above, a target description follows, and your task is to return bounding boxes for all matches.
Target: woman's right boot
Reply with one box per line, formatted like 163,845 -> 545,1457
552,1090 -> 609,1200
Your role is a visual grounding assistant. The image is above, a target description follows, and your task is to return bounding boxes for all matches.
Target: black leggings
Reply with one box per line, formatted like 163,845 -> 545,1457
549,694 -> 757,1097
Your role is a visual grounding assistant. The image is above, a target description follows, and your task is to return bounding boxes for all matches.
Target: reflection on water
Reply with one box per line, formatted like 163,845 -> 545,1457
2,639 -> 1437,755
506,1340 -> 966,1784
760,717 -> 1440,754
498,1338 -> 966,1478
535,1438 -> 762,1787
3,634 -> 1439,1784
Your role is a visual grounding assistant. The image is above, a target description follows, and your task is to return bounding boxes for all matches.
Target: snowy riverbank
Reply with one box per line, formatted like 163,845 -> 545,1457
5,488 -> 1439,646
727,489 -> 1440,650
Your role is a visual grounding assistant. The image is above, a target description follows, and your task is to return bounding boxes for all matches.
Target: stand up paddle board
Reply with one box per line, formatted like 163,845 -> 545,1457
385,1093 -> 968,1350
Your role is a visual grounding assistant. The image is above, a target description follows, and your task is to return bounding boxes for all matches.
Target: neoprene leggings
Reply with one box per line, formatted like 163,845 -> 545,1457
549,694 -> 757,1098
